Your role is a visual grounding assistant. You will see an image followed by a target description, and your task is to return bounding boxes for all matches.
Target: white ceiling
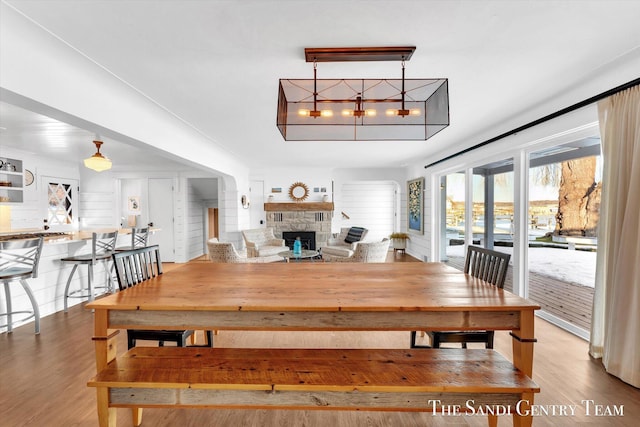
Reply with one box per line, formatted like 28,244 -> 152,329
1,0 -> 640,170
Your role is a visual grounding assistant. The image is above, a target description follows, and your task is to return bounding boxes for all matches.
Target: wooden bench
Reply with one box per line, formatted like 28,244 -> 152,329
88,347 -> 539,426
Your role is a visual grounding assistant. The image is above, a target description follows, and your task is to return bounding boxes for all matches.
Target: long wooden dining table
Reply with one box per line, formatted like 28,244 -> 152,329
87,261 -> 540,426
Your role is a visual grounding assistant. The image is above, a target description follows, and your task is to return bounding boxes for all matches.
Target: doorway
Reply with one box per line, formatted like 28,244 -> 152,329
207,208 -> 218,239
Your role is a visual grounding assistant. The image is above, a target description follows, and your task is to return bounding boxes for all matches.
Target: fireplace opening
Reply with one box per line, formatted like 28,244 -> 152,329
282,231 -> 316,250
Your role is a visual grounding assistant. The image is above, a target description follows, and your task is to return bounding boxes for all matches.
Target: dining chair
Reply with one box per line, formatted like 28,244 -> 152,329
411,245 -> 511,349
61,231 -> 118,312
112,245 -> 213,349
1,237 -> 44,334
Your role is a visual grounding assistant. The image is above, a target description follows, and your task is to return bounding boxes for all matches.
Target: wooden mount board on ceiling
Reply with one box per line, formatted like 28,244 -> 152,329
305,46 -> 416,62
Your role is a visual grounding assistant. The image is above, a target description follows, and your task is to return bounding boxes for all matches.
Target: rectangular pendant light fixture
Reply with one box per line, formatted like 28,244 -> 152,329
277,46 -> 449,141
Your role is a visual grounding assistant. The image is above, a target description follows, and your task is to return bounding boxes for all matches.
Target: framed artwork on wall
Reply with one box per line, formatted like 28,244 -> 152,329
128,196 -> 140,212
407,177 -> 424,234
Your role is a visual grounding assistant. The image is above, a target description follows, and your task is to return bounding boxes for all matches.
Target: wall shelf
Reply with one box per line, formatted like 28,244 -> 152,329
0,157 -> 24,204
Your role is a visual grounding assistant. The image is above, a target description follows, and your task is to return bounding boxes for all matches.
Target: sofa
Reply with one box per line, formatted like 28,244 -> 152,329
320,226 -> 368,259
241,228 -> 286,258
322,238 -> 390,263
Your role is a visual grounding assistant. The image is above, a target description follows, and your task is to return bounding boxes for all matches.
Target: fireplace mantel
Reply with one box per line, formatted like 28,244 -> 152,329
264,202 -> 334,212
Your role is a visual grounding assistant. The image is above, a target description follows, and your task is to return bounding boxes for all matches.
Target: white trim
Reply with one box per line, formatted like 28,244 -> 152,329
536,311 -> 589,341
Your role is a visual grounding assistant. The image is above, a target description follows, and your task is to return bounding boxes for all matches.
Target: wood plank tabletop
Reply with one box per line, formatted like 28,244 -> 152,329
87,262 -> 539,313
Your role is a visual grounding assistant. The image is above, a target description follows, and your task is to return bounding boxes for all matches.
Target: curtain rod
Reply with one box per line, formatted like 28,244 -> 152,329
424,77 -> 640,169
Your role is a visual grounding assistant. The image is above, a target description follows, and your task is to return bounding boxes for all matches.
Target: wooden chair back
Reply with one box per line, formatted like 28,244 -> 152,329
112,245 -> 162,290
463,245 -> 510,288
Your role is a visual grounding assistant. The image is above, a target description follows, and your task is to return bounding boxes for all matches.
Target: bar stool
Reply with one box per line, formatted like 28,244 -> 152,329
61,231 -> 118,312
0,237 -> 44,334
115,227 -> 149,251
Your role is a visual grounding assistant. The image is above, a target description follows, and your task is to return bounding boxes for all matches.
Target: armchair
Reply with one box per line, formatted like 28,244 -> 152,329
207,238 -> 281,263
240,228 -> 286,258
321,227 -> 368,258
322,238 -> 390,263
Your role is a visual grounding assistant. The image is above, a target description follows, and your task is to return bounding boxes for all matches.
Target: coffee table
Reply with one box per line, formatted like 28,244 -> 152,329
278,249 -> 319,262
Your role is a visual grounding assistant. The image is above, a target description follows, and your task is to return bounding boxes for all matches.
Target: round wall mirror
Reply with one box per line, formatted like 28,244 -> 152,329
288,182 -> 309,202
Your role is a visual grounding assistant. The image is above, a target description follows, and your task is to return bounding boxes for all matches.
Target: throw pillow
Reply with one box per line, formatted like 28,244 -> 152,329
344,227 -> 366,244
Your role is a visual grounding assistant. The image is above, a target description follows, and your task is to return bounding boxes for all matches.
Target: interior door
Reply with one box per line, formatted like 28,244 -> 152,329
148,178 -> 175,262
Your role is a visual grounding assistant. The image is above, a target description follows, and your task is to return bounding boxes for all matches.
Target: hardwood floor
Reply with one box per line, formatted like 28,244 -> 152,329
1,255 -> 638,426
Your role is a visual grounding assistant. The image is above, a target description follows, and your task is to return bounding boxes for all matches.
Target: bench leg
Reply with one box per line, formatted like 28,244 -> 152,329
132,408 -> 143,427
513,392 -> 534,427
96,387 -> 116,427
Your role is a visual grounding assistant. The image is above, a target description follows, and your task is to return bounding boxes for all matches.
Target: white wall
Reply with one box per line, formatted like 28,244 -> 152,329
185,183 -> 205,261
249,167 -> 410,243
339,181 -> 397,242
1,146 -> 82,230
250,167 -> 333,203
332,168 -> 408,235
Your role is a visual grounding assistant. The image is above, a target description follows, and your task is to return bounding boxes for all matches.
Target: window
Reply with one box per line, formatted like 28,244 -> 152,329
43,177 -> 78,229
527,138 -> 601,338
435,134 -> 600,340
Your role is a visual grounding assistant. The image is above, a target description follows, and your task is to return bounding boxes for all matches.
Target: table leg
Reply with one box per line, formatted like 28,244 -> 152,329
511,310 -> 536,427
512,309 -> 535,377
93,309 -> 119,427
96,387 -> 115,427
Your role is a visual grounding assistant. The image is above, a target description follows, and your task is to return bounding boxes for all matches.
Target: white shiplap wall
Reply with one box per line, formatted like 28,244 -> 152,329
186,182 -> 205,261
340,181 -> 396,243
79,191 -> 114,228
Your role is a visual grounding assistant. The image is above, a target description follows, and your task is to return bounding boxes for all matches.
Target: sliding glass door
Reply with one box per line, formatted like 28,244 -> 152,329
527,138 -> 601,338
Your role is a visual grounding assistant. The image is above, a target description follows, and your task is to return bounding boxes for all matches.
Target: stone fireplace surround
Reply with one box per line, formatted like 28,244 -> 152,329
264,202 -> 334,250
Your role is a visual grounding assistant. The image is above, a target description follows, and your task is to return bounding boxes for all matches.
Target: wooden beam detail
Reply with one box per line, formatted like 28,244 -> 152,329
264,202 -> 334,212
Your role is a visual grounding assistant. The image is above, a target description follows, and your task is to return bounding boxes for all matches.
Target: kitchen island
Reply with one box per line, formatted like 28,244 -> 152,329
0,227 -> 157,333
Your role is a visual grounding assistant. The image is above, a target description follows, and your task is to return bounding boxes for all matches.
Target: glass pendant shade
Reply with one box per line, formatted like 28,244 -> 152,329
84,140 -> 112,172
277,77 -> 449,141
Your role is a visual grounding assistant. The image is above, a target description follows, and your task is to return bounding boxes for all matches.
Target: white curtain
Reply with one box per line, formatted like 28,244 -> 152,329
591,84 -> 640,387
